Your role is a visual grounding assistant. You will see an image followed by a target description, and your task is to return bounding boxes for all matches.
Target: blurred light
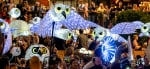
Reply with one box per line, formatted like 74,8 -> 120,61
96,36 -> 121,64
126,66 -> 130,69
79,48 -> 93,55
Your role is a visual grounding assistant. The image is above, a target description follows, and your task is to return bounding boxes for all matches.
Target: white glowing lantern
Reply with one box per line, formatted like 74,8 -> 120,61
79,48 -> 93,55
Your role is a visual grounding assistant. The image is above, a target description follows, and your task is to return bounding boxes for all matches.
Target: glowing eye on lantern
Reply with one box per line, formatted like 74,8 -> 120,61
32,47 -> 39,54
92,31 -> 96,37
55,7 -> 62,13
67,33 -> 72,39
0,22 -> 5,30
98,31 -> 106,38
32,17 -> 41,24
14,9 -> 20,15
40,47 -> 47,54
141,25 -> 149,33
34,18 -> 37,22
65,8 -> 70,14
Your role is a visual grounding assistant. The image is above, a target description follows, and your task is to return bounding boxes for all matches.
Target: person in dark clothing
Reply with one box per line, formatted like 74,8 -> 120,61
88,1 -> 96,22
120,57 -> 131,69
127,3 -> 132,10
88,36 -> 98,50
120,50 -> 131,69
116,1 -> 124,12
110,60 -> 121,69
0,55 -> 10,69
54,37 -> 66,50
144,65 -> 150,69
144,56 -> 150,69
89,57 -> 105,69
33,2 -> 42,17
49,56 -> 61,69
109,4 -> 116,21
89,65 -> 103,69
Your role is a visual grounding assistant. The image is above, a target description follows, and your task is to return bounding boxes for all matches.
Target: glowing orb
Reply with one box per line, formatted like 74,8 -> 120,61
95,36 -> 121,64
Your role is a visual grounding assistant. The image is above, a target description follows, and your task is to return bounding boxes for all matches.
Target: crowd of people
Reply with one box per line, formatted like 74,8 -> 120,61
0,0 -> 150,69
0,32 -> 150,69
0,0 -> 48,24
0,0 -> 149,27
77,0 -> 150,28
